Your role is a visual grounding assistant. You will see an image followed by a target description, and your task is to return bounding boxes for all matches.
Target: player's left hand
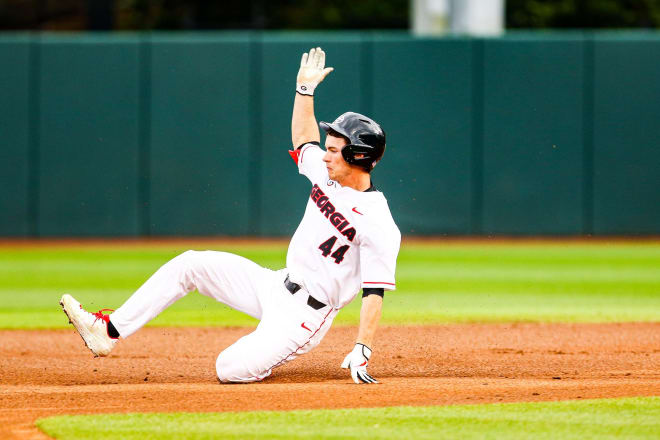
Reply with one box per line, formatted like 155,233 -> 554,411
341,343 -> 377,384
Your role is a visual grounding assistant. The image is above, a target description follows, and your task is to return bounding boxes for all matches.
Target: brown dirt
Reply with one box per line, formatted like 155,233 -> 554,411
1,323 -> 659,439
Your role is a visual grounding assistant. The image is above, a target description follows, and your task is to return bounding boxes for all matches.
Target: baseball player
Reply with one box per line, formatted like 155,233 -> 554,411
60,47 -> 400,384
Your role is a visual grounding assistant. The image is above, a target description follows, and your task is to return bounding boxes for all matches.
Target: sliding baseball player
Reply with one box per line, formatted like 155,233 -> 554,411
60,47 -> 401,384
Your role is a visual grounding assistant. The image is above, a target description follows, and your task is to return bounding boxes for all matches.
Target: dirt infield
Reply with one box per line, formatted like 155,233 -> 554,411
2,323 -> 659,439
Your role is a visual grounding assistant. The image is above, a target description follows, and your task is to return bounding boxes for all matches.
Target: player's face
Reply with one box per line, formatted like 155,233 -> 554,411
323,135 -> 351,182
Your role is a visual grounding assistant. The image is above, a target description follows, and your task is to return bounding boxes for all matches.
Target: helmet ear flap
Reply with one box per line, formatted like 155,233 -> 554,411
342,144 -> 375,172
341,144 -> 355,165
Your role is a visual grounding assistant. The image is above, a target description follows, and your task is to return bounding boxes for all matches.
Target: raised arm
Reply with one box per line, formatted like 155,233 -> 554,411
291,47 -> 334,148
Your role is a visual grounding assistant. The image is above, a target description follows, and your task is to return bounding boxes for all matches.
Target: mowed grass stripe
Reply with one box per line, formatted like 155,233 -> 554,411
1,242 -> 659,328
36,397 -> 660,440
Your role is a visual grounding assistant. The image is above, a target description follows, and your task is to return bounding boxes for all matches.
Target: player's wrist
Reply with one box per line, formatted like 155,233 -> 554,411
354,343 -> 372,360
296,82 -> 317,96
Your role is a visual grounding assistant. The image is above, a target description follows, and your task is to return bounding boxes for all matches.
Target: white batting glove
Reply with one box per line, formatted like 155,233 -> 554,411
341,343 -> 377,384
296,47 -> 334,96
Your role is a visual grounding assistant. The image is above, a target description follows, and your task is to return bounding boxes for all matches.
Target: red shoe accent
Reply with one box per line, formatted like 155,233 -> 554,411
301,322 -> 312,332
359,361 -> 367,367
90,308 -> 117,339
91,308 -> 115,324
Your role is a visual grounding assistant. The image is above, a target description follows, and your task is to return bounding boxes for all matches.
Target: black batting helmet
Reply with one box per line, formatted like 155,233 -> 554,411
319,112 -> 386,172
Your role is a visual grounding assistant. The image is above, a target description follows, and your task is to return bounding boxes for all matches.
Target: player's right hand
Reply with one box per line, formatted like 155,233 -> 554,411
341,343 -> 378,384
296,47 -> 334,96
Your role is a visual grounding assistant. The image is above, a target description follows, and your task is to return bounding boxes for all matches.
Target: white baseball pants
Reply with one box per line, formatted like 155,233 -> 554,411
110,250 -> 338,382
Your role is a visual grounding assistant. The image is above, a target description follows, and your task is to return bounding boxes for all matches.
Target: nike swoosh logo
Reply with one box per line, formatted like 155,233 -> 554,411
352,207 -> 363,215
301,322 -> 312,332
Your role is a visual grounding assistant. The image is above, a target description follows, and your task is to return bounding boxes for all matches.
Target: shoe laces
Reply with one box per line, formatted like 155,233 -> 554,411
89,307 -> 114,325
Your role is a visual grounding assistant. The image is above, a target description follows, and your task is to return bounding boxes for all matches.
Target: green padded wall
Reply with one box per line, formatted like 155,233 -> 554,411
37,35 -> 140,236
592,35 -> 660,234
148,34 -> 251,236
258,34 -> 364,236
2,32 -> 660,237
482,36 -> 585,235
372,36 -> 474,235
0,37 -> 31,236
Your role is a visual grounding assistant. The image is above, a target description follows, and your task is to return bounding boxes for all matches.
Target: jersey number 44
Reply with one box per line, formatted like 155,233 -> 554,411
318,236 -> 349,264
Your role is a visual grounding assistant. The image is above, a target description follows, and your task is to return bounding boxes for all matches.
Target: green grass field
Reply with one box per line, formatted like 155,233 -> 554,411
36,397 -> 660,440
1,241 -> 659,328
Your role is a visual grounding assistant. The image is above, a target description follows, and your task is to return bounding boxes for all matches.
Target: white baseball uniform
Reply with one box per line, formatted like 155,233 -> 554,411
109,142 -> 400,382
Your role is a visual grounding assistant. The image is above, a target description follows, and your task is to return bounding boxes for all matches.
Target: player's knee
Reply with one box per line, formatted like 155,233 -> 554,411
215,353 -> 242,383
166,250 -> 203,290
216,354 -> 237,383
171,249 -> 196,265
174,249 -> 205,272
179,249 -> 198,261
178,249 -> 221,268
215,353 -> 267,384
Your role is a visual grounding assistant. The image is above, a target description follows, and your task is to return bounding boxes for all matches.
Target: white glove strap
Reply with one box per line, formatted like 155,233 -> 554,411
296,83 -> 316,96
356,343 -> 372,360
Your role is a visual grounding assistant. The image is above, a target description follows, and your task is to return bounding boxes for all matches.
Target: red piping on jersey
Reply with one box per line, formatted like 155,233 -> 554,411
267,307 -> 334,371
300,145 -> 309,163
288,145 -> 311,166
364,281 -> 396,286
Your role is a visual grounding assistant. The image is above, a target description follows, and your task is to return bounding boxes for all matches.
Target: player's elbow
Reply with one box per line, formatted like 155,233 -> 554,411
292,124 -> 321,148
292,135 -> 318,151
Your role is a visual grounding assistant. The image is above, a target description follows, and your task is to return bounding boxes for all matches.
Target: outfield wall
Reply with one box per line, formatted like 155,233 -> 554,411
1,32 -> 659,237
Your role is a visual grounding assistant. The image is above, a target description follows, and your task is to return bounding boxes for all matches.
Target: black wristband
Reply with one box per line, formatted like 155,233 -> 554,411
296,141 -> 320,150
362,288 -> 384,298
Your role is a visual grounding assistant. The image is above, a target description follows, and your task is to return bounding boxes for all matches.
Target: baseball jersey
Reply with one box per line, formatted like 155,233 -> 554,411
286,143 -> 401,309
